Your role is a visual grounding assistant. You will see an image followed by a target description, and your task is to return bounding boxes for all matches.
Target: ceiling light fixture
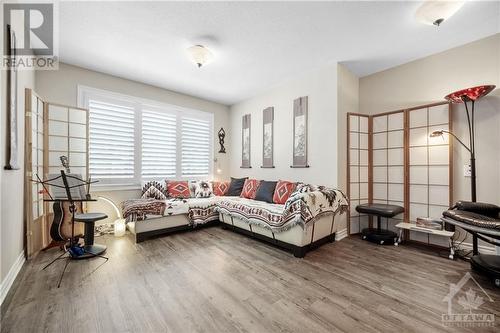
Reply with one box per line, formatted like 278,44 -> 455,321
415,1 -> 465,26
187,45 -> 214,68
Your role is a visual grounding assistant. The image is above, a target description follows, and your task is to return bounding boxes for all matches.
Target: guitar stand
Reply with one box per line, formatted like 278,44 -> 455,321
37,170 -> 107,288
42,242 -> 109,288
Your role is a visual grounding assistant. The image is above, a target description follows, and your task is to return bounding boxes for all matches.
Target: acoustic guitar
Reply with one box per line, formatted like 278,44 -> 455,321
49,156 -> 85,242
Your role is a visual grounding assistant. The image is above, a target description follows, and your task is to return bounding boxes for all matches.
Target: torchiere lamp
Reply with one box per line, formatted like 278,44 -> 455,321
431,85 -> 496,257
431,85 -> 495,203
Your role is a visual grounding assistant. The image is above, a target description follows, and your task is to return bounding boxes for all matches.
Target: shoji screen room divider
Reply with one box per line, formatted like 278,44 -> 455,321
347,102 -> 452,245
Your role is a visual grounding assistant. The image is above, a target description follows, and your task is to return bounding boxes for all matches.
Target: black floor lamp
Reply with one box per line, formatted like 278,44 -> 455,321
430,85 -> 496,256
430,85 -> 495,203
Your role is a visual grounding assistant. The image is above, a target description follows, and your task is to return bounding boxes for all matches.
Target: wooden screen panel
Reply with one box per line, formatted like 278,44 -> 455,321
371,111 -> 405,231
47,103 -> 88,178
24,89 -> 48,257
347,113 -> 370,234
408,103 -> 452,246
46,103 -> 89,226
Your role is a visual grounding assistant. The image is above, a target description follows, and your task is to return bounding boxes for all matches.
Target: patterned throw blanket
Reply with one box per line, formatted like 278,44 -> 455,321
122,198 -> 166,221
187,197 -> 220,225
216,185 -> 349,233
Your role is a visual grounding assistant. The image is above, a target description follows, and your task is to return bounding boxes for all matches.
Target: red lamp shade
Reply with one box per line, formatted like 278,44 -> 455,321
445,85 -> 495,103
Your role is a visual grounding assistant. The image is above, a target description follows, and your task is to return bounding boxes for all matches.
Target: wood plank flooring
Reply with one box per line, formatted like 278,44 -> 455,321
1,227 -> 499,333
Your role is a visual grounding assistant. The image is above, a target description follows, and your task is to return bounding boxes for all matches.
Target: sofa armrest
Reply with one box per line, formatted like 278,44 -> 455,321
451,201 -> 500,218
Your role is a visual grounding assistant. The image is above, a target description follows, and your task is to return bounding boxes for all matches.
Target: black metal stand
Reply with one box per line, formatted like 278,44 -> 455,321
38,171 -> 108,288
361,216 -> 398,245
462,97 -> 479,254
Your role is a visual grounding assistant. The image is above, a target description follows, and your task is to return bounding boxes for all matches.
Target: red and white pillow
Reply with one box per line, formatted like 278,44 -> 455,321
212,181 -> 230,196
273,180 -> 296,204
166,180 -> 191,199
240,179 -> 261,199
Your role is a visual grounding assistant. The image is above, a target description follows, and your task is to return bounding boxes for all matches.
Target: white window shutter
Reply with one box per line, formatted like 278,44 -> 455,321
141,109 -> 177,179
88,99 -> 135,180
181,117 -> 211,177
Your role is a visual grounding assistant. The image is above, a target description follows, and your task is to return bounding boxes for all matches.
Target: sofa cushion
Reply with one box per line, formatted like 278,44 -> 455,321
227,177 -> 248,196
193,180 -> 213,198
141,180 -> 167,200
254,180 -> 277,203
166,180 -> 191,198
240,179 -> 261,199
273,180 -> 296,204
213,181 -> 230,196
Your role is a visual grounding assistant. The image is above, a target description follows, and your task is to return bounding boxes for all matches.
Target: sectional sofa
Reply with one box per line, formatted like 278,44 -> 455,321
123,179 -> 348,257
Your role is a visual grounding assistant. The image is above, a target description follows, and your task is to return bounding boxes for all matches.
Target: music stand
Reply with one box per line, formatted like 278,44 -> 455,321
36,170 -> 108,288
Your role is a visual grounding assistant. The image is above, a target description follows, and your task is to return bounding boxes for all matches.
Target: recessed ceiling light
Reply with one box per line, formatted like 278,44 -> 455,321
187,45 -> 214,68
415,0 -> 465,26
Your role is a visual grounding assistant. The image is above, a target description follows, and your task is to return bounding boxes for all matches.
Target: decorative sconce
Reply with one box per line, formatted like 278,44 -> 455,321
218,127 -> 226,153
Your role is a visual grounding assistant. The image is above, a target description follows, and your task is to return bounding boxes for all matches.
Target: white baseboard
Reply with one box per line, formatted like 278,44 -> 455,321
458,242 -> 497,255
0,251 -> 25,305
336,228 -> 348,241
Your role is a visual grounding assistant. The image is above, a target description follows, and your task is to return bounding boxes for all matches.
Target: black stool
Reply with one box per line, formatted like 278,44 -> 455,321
75,212 -> 108,257
356,203 -> 404,245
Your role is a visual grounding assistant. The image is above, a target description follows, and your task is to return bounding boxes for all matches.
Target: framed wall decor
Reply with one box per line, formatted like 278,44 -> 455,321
261,107 -> 274,168
291,96 -> 309,168
241,114 -> 251,168
5,24 -> 20,170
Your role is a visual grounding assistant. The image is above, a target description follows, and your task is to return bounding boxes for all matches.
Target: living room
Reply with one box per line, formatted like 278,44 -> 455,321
1,1 -> 500,332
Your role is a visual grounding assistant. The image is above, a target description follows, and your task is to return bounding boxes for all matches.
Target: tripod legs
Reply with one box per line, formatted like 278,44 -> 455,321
57,258 -> 71,288
42,250 -> 68,270
42,247 -> 108,288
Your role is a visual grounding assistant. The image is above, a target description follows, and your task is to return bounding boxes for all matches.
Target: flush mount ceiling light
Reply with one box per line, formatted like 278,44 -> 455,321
187,45 -> 214,68
415,1 -> 465,26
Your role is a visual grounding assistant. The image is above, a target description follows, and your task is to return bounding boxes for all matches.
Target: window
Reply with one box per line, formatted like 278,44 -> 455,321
181,116 -> 211,177
79,86 -> 213,187
141,107 -> 177,179
88,99 -> 135,181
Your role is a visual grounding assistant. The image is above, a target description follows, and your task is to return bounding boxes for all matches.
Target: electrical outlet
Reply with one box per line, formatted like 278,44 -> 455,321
463,164 -> 471,177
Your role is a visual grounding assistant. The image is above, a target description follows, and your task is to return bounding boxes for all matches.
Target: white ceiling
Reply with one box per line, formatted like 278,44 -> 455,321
59,1 -> 500,105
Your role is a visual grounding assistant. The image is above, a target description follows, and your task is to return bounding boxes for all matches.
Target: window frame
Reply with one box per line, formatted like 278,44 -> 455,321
78,85 -> 214,190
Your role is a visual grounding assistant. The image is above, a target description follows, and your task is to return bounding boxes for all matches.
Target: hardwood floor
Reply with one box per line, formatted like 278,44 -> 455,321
1,227 -> 499,333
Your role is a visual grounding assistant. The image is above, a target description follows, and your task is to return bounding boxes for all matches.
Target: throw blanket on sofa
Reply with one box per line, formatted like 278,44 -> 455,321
122,199 -> 166,221
216,187 -> 348,233
187,198 -> 220,225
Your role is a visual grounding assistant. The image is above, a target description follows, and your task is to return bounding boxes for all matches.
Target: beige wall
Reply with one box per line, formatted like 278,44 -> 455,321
1,68 -> 36,282
228,63 -> 346,232
360,34 -> 500,250
337,64 -> 360,236
35,63 -> 230,224
229,64 -> 338,187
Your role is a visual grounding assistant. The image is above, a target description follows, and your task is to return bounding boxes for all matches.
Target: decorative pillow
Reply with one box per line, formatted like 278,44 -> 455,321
273,180 -> 297,204
166,180 -> 191,198
194,181 -> 213,198
240,179 -> 261,199
141,181 -> 167,200
188,180 -> 198,197
226,177 -> 248,196
212,181 -> 230,196
254,180 -> 277,203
